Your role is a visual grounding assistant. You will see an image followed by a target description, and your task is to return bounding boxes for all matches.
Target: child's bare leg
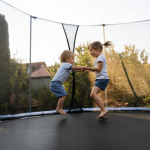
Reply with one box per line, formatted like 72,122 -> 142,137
91,86 -> 108,118
55,95 -> 67,115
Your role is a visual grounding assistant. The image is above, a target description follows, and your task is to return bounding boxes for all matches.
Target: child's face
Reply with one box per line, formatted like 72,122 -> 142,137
67,54 -> 75,64
89,45 -> 100,58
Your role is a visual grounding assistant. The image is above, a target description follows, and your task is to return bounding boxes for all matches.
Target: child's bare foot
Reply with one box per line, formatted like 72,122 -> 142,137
97,109 -> 108,118
55,109 -> 67,115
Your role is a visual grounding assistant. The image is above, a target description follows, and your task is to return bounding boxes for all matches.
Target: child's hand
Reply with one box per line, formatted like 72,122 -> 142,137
82,66 -> 87,71
85,66 -> 89,70
84,69 -> 89,73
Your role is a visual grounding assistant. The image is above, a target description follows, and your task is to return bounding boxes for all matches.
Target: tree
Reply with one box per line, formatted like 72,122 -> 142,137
106,44 -> 150,107
73,42 -> 92,107
35,85 -> 57,110
0,14 -> 11,113
10,53 -> 29,113
119,53 -> 138,106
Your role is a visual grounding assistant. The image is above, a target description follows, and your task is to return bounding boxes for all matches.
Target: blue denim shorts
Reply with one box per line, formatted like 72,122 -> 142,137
50,81 -> 67,98
94,79 -> 109,90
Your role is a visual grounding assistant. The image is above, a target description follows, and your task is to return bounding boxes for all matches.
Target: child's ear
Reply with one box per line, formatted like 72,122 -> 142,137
97,48 -> 101,51
66,57 -> 69,62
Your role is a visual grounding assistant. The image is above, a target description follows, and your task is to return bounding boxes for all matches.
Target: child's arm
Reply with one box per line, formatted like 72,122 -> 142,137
71,66 -> 86,70
87,61 -> 103,72
74,69 -> 84,72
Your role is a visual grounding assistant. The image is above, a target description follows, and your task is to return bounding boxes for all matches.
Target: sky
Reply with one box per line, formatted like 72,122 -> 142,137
0,0 -> 150,65
2,0 -> 150,25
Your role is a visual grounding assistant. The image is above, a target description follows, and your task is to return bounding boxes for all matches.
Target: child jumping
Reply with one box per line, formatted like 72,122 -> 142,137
50,50 -> 87,115
86,41 -> 112,118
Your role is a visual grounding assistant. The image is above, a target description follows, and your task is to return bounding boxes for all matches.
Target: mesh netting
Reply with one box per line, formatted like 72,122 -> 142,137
0,1 -> 30,115
0,1 -> 150,118
62,24 -> 78,52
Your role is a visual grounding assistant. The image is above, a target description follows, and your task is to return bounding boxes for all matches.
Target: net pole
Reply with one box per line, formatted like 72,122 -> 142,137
29,16 -> 32,114
103,24 -> 107,108
62,24 -> 70,50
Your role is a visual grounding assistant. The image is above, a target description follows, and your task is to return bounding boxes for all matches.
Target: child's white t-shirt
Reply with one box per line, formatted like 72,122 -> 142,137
94,54 -> 109,79
51,62 -> 73,84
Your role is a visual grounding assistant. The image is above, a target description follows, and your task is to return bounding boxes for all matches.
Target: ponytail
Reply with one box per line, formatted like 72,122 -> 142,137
103,41 -> 112,48
88,41 -> 112,51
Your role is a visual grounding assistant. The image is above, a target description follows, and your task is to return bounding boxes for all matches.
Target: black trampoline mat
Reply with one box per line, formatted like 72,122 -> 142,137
0,111 -> 150,150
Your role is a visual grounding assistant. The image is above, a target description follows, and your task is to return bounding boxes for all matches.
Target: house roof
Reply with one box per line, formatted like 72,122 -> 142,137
10,94 -> 43,108
24,62 -> 47,68
31,67 -> 50,78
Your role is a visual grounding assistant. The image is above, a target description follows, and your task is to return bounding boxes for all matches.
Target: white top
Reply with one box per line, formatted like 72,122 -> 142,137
94,54 -> 109,79
51,62 -> 73,84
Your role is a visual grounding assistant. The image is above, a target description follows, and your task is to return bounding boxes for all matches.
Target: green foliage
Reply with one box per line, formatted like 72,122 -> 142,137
10,53 -> 29,94
9,52 -> 29,112
73,42 -> 92,107
106,44 -> 150,107
0,14 -> 11,107
32,85 -> 57,110
75,42 -> 92,66
140,49 -> 149,64
143,95 -> 150,107
0,14 -> 29,114
122,45 -> 150,106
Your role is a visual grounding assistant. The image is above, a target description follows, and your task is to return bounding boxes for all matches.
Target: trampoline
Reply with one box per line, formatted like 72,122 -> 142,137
0,1 -> 150,150
0,111 -> 150,150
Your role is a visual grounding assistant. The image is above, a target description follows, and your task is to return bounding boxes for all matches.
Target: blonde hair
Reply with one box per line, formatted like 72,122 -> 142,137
60,50 -> 74,63
88,41 -> 112,51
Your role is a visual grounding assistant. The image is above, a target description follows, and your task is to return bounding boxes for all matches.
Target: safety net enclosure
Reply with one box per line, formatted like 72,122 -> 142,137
0,0 -> 150,120
0,1 -> 30,116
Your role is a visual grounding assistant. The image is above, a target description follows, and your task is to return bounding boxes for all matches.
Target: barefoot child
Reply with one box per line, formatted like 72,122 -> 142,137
86,41 -> 112,118
50,50 -> 87,115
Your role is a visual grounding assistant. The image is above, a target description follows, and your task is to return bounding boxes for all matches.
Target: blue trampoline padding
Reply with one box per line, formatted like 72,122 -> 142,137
0,107 -> 150,120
